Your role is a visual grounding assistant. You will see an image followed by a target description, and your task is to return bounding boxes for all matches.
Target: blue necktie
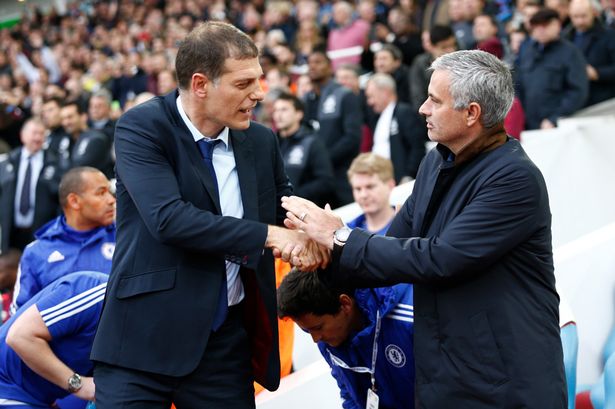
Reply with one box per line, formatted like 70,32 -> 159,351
19,155 -> 32,216
196,139 -> 227,331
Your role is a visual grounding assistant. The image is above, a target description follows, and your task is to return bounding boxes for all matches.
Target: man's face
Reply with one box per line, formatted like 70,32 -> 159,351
157,71 -> 177,95
20,121 -> 46,153
531,19 -> 562,44
88,96 -> 110,121
61,105 -> 85,136
203,57 -> 264,131
473,16 -> 498,42
273,99 -> 303,133
419,70 -> 468,147
431,36 -> 458,58
374,50 -> 399,74
350,173 -> 394,216
41,101 -> 62,129
75,171 -> 116,228
295,311 -> 353,347
308,53 -> 332,83
335,68 -> 359,93
570,2 -> 595,32
365,82 -> 392,113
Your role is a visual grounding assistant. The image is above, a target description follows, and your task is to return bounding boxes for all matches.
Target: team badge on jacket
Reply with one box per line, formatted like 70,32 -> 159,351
385,344 -> 406,368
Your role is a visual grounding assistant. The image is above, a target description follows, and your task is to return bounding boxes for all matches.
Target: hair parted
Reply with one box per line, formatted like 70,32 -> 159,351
175,21 -> 259,90
430,50 -> 514,128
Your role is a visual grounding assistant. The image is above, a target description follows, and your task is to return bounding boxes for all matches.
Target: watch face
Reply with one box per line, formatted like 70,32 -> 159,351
68,373 -> 82,391
335,227 -> 351,243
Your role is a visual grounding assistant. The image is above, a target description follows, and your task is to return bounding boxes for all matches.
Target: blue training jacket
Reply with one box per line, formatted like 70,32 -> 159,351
319,284 -> 415,409
11,216 -> 115,313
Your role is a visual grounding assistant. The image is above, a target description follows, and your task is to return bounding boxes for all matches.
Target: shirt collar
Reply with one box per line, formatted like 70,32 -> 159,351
20,147 -> 43,161
176,95 -> 229,149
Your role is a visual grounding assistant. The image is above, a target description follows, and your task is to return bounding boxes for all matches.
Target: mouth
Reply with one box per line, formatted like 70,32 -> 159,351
239,105 -> 256,115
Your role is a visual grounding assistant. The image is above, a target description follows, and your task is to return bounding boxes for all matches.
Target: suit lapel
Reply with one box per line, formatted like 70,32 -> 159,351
230,129 -> 259,221
165,91 -> 222,214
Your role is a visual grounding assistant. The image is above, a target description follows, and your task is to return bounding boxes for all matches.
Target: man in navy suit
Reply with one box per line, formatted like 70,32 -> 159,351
91,21 -> 323,408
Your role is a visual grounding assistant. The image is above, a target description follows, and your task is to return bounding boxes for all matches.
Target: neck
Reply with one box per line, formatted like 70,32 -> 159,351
180,91 -> 224,137
365,206 -> 395,233
313,77 -> 331,94
65,213 -> 100,232
450,124 -> 507,165
279,123 -> 300,138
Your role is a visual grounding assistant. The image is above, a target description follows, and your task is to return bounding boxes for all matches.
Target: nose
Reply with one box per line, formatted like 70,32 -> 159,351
418,100 -> 429,117
310,332 -> 321,343
251,82 -> 265,101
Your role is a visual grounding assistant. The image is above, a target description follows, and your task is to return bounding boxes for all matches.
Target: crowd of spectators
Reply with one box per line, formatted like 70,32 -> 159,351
0,0 -> 613,204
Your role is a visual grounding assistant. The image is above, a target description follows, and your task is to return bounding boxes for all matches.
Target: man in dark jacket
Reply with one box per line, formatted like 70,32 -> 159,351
282,50 -> 567,409
563,0 -> 615,107
273,92 -> 335,207
303,48 -> 362,208
515,7 -> 589,129
0,118 -> 62,253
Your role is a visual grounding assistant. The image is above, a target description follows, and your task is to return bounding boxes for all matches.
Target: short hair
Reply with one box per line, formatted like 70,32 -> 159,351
276,91 -> 305,112
58,166 -> 101,209
367,73 -> 397,93
337,63 -> 361,77
277,268 -> 354,318
175,21 -> 259,90
62,99 -> 86,115
347,153 -> 394,183
530,7 -> 560,25
90,88 -> 112,105
21,117 -> 45,131
475,13 -> 498,28
42,96 -> 64,108
430,50 -> 514,128
310,44 -> 331,62
430,25 -> 455,45
377,43 -> 403,61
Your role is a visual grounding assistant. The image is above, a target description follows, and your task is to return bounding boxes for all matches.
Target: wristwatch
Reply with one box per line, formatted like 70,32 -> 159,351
333,226 -> 352,247
67,373 -> 82,393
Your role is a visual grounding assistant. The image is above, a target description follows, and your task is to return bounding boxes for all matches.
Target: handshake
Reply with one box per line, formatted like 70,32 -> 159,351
265,196 -> 346,271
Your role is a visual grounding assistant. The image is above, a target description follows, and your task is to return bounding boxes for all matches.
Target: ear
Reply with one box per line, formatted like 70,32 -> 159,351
339,294 -> 354,315
191,73 -> 208,98
466,102 -> 481,127
66,192 -> 81,211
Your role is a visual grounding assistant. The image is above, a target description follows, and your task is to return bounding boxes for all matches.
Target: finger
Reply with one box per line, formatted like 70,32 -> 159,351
280,243 -> 294,262
324,203 -> 332,211
284,218 -> 299,230
272,248 -> 281,258
286,211 -> 306,229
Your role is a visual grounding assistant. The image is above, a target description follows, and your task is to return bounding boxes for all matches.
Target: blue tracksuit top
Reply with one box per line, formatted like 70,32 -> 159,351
319,284 -> 415,409
11,215 -> 115,313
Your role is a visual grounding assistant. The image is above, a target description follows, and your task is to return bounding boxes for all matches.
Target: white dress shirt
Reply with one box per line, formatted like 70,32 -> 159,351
176,96 -> 245,306
14,148 -> 44,228
372,102 -> 396,159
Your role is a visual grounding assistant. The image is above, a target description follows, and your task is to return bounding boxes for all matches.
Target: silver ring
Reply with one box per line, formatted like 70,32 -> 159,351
299,212 -> 307,222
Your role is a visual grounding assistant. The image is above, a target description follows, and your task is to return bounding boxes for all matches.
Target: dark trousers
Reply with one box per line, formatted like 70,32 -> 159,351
94,305 -> 254,409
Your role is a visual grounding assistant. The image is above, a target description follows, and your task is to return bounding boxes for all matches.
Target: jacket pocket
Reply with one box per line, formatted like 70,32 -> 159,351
116,268 -> 176,299
469,311 -> 509,385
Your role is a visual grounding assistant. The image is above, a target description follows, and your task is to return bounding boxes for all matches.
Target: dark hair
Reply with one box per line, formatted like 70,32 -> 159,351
42,96 -> 64,108
277,268 -> 354,318
475,13 -> 498,28
63,99 -> 86,115
175,21 -> 259,90
309,44 -> 330,62
430,25 -> 455,45
58,166 -> 100,208
275,91 -> 304,112
378,43 -> 403,61
530,8 -> 560,25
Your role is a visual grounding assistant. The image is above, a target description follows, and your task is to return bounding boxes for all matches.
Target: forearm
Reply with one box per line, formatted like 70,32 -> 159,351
12,334 -> 73,390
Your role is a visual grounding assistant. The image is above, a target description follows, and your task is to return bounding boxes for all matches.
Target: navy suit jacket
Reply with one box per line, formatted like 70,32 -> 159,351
91,91 -> 292,390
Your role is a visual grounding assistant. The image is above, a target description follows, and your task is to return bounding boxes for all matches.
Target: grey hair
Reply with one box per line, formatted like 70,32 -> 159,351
367,73 -> 397,93
430,50 -> 514,128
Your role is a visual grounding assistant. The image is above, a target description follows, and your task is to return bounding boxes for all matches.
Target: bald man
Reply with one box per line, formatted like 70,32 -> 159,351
563,0 -> 615,106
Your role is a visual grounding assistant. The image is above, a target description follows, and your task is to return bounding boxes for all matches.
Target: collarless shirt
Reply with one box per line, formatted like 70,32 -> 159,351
14,148 -> 44,228
372,102 -> 396,159
176,95 -> 244,306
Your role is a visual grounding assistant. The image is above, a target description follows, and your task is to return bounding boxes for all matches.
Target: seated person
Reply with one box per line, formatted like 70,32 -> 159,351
0,271 -> 108,408
11,166 -> 115,314
346,153 -> 396,235
278,268 -> 415,409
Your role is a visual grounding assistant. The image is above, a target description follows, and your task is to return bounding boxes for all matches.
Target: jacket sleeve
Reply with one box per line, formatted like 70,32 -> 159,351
548,46 -> 588,124
594,29 -> 615,82
328,92 -> 362,167
114,110 -> 268,270
11,251 -> 41,313
336,162 -> 549,287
